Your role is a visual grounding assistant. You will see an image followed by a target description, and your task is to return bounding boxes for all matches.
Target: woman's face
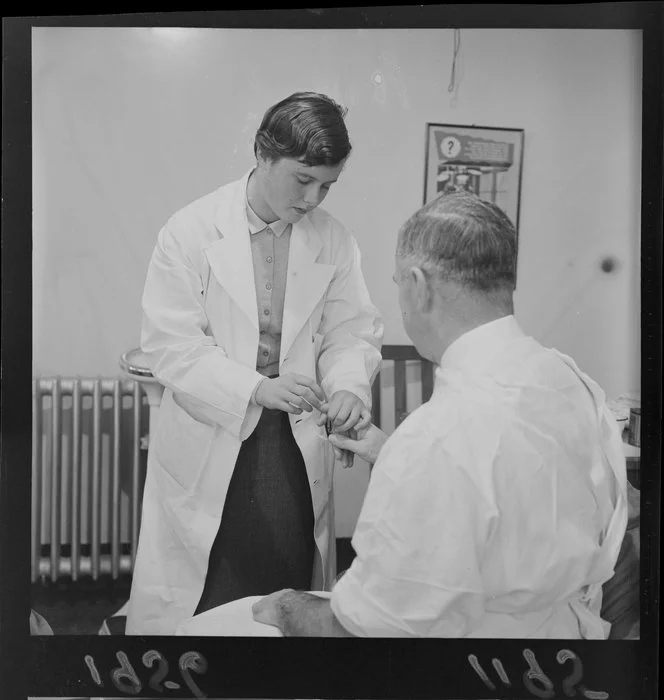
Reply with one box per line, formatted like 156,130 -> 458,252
253,156 -> 345,224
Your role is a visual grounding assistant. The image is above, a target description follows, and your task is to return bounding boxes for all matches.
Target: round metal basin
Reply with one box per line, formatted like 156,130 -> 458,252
119,347 -> 160,384
120,347 -> 164,411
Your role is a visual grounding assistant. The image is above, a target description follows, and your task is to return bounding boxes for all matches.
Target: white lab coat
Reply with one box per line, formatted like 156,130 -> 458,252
126,171 -> 383,635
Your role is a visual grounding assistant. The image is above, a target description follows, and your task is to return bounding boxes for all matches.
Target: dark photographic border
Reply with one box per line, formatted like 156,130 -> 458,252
2,4 -> 662,699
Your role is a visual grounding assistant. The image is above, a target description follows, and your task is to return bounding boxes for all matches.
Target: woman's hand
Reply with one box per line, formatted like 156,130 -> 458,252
317,390 -> 371,433
254,374 -> 326,414
314,391 -> 371,468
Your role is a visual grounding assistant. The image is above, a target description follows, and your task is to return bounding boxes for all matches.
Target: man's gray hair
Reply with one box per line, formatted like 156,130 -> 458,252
396,191 -> 517,292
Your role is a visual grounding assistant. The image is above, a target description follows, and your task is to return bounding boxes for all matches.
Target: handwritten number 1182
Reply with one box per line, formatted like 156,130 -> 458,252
468,648 -> 609,699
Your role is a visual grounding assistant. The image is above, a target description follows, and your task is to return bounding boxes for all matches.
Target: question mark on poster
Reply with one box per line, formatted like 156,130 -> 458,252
441,136 -> 461,159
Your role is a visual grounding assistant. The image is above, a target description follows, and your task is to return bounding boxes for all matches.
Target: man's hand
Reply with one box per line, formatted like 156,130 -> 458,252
330,438 -> 354,469
255,374 -> 325,414
251,589 -> 292,630
327,423 -> 387,465
252,589 -> 354,637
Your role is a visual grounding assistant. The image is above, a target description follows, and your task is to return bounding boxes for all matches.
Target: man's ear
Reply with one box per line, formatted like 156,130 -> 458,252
410,266 -> 433,312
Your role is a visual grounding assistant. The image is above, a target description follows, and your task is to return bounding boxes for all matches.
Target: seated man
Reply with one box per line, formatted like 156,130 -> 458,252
252,191 -> 628,638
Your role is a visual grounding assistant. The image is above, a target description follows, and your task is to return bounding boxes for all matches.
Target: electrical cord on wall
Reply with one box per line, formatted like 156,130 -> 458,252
448,28 -> 462,93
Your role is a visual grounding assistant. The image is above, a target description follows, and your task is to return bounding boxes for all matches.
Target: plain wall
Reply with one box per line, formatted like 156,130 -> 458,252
32,27 -> 642,536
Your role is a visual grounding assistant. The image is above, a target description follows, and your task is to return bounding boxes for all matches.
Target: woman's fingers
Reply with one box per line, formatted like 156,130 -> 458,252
291,396 -> 314,412
335,404 -> 362,433
354,409 -> 372,432
315,404 -> 330,426
291,374 -> 326,404
330,397 -> 354,427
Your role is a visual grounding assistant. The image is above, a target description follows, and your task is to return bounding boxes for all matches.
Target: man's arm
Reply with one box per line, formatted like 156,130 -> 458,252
252,590 -> 357,637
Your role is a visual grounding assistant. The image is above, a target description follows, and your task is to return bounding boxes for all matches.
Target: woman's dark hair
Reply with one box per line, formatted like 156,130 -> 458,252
254,92 -> 351,166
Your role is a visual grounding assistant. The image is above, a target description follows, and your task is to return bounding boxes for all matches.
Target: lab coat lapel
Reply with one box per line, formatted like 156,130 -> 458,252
281,217 -> 335,362
206,174 -> 258,329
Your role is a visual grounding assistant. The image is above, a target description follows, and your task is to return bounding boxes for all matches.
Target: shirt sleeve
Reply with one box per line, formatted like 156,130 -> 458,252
316,228 -> 384,410
331,416 -> 496,637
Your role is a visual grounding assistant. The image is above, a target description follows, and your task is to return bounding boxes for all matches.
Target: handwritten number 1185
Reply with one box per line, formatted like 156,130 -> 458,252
84,649 -> 208,697
468,648 -> 609,699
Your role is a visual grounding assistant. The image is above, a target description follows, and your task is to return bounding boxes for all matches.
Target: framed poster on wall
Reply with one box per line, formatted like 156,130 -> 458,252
424,123 -> 525,232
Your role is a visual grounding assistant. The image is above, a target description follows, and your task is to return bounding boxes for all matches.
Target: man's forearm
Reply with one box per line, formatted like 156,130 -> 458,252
276,591 -> 356,637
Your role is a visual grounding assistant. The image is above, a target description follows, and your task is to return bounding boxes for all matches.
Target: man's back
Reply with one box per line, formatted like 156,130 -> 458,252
438,329 -> 622,636
330,317 -> 627,638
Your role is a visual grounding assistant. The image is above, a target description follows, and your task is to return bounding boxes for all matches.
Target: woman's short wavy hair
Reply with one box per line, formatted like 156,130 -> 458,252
396,191 -> 518,293
254,92 -> 351,167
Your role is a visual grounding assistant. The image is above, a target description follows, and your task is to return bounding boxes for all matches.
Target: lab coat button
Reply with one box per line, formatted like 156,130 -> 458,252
313,479 -> 320,486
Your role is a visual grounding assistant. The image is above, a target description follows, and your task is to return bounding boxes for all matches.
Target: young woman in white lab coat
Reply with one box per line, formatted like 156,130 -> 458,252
125,92 -> 384,635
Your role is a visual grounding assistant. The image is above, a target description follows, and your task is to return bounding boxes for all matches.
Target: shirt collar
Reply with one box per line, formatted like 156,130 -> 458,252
439,314 -> 525,373
245,179 -> 289,237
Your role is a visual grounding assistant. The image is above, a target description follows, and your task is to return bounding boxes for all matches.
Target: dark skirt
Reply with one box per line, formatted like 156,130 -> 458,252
195,407 -> 315,614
